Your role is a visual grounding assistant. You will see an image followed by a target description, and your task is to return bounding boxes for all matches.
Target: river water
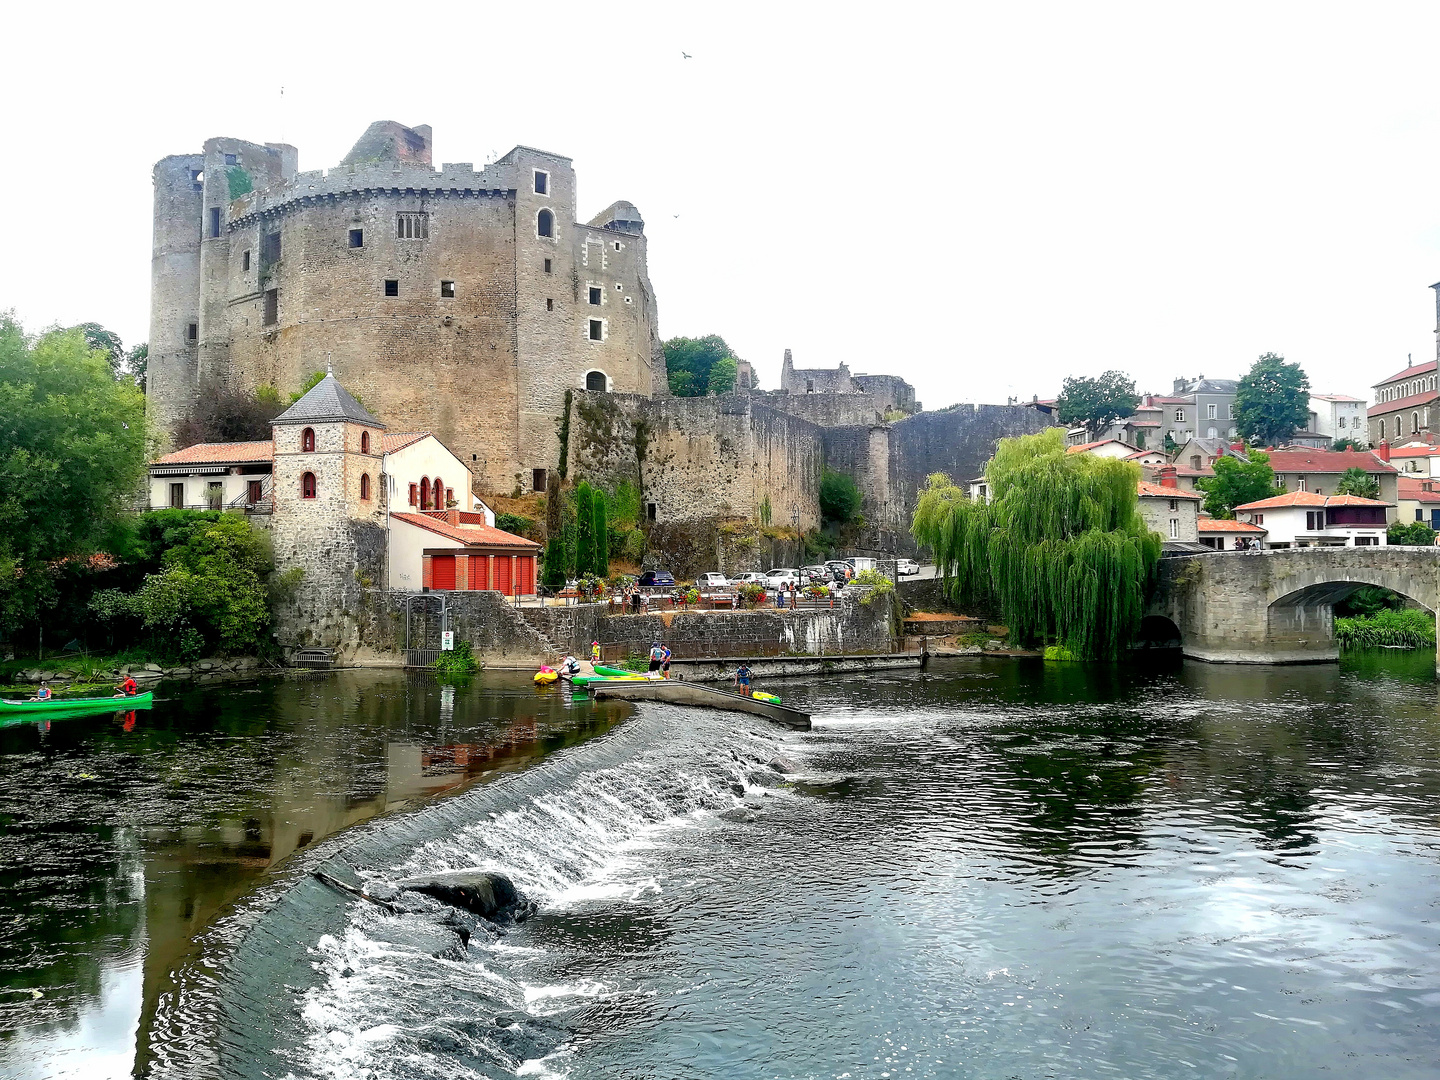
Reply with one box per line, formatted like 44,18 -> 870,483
4,654 -> 1440,1078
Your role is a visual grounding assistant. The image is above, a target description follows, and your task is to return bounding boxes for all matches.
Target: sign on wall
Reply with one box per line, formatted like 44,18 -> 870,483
441,631 -> 454,651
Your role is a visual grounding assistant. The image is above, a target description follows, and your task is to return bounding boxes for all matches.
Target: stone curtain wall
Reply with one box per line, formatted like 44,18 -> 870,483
749,390 -> 890,429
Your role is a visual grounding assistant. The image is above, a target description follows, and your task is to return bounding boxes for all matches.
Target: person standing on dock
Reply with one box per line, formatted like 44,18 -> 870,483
648,642 -> 665,675
661,644 -> 672,679
591,640 -> 601,664
735,664 -> 752,693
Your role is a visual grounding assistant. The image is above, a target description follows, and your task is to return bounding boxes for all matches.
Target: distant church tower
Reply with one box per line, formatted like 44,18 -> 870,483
269,373 -> 387,649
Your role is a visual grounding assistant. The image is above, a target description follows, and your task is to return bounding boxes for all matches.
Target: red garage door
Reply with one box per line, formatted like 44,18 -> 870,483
431,553 -> 456,591
492,555 -> 512,595
520,556 -> 535,595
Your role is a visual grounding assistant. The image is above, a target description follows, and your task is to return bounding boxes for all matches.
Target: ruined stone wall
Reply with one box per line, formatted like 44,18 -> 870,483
750,390 -> 889,428
852,374 -> 918,412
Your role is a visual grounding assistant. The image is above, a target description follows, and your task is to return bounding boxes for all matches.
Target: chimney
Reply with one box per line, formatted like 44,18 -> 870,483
1230,441 -> 1244,452
445,508 -> 460,526
1158,465 -> 1179,488
1377,440 -> 1391,462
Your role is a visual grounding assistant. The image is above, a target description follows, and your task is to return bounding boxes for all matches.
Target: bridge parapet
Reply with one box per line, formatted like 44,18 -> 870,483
1148,548 -> 1440,669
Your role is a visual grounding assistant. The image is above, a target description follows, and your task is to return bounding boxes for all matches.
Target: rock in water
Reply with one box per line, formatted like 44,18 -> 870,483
395,870 -> 534,922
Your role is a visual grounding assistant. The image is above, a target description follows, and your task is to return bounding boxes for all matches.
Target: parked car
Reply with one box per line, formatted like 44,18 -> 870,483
846,557 -> 878,574
825,560 -> 853,583
897,558 -> 919,576
733,572 -> 768,585
800,565 -> 830,585
765,568 -> 799,587
638,570 -> 676,587
698,573 -> 729,589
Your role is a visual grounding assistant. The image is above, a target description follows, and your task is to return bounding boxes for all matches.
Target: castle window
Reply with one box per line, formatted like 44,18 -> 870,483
534,170 -> 549,195
263,289 -> 278,325
186,322 -> 197,343
647,502 -> 657,521
409,483 -> 418,506
242,250 -> 250,271
349,229 -> 364,248
209,208 -> 221,238
360,474 -> 371,501
1414,412 -> 1421,433
361,431 -> 370,454
807,380 -> 814,393
302,472 -> 316,499
262,231 -> 281,264
588,287 -> 602,305
532,468 -> 547,492
385,280 -> 399,297
537,209 -> 554,238
615,283 -> 623,290
224,153 -> 237,166
420,477 -> 430,510
546,298 -> 554,311
585,370 -> 608,392
441,280 -> 456,298
543,258 -> 552,273
588,319 -> 603,342
191,169 -> 203,190
396,212 -> 429,239
625,296 -> 633,304
613,241 -> 621,251
301,427 -> 315,452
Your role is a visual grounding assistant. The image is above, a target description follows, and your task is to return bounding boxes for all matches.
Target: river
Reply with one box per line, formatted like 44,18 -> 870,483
3,653 -> 1440,1078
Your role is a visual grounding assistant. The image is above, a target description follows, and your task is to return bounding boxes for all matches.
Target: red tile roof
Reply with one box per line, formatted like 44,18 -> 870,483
1398,478 -> 1440,503
1375,358 -> 1438,386
390,512 -> 539,550
1262,449 -> 1396,474
1196,516 -> 1266,533
1310,393 -> 1365,403
1066,439 -> 1138,454
1366,390 -> 1440,417
382,431 -> 431,453
152,440 -> 273,466
1389,445 -> 1440,457
1137,481 -> 1202,500
1235,491 -> 1391,511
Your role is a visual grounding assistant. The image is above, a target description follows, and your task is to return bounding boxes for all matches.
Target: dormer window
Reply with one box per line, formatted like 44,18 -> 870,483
302,427 -> 315,452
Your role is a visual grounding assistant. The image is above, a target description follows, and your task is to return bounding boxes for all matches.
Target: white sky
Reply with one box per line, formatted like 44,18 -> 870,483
4,1 -> 1440,407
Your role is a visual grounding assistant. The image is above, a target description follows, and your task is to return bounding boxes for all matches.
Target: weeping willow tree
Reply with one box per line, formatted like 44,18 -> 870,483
912,428 -> 1162,659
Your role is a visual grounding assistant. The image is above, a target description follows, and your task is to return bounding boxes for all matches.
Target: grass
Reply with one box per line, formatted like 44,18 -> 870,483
1335,607 -> 1436,650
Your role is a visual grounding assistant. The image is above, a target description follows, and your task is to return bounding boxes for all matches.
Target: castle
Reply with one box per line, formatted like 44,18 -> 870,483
148,121 -> 665,494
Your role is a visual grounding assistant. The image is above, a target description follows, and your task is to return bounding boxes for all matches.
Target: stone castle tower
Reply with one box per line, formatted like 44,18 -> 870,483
148,121 -> 666,495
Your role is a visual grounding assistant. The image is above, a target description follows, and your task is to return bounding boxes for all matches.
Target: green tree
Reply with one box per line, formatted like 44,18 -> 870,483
1235,352 -> 1310,446
1195,450 -> 1277,518
574,481 -> 595,577
1387,521 -> 1436,546
707,356 -> 738,395
73,322 -> 126,378
1332,436 -> 1366,452
663,335 -> 742,397
593,496 -> 609,577
911,429 -> 1161,660
1335,467 -> 1380,499
174,379 -> 287,447
542,538 -> 567,589
0,316 -> 149,636
1055,371 -> 1139,439
819,471 -> 862,525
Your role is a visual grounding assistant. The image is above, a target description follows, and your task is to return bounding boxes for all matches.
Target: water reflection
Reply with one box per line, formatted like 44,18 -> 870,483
0,670 -> 623,1078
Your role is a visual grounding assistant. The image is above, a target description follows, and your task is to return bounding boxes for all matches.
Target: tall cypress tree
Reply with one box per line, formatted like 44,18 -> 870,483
574,481 -> 595,578
593,496 -> 609,577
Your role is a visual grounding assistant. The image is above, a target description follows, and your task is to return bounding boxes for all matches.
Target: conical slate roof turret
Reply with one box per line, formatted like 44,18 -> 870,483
272,373 -> 385,428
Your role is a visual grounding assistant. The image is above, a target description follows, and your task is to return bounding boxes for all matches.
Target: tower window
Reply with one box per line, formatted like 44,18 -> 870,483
532,468 -> 547,492
534,170 -> 549,195
302,472 -> 316,499
588,319 -> 603,341
349,229 -> 363,248
613,241 -> 621,251
191,169 -> 203,190
186,322 -> 197,343
647,502 -> 657,521
546,298 -> 554,311
543,258 -> 552,273
585,370 -> 608,392
361,430 -> 370,454
263,289 -> 278,325
588,287 -> 602,305
242,250 -> 251,271
261,231 -> 281,264
301,427 -> 315,452
209,207 -> 221,238
360,473 -> 371,501
396,212 -> 429,239
384,280 -> 399,297
224,153 -> 237,166
441,280 -> 455,298
537,209 -> 554,238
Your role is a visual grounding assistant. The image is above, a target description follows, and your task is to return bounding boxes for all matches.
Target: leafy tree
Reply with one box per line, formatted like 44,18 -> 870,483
494,512 -> 534,537
1336,586 -> 1403,617
124,343 -> 148,391
73,322 -> 126,376
1332,436 -> 1365,452
1335,467 -> 1380,499
0,316 -> 149,637
593,495 -> 609,577
541,538 -> 567,589
1196,450 -> 1277,519
1235,352 -> 1310,446
911,428 -> 1161,659
574,481 -> 595,578
1055,371 -> 1139,438
174,380 -> 286,448
707,356 -> 738,395
819,470 -> 862,525
663,335 -> 742,397
1387,521 -> 1436,546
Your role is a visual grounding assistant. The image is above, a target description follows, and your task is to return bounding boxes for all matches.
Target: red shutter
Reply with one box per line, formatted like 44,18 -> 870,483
431,554 -> 456,591
492,555 -> 512,595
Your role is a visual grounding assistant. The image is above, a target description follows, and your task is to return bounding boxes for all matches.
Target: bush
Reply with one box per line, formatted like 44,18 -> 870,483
434,639 -> 480,675
1335,607 -> 1435,649
495,513 -> 534,537
819,471 -> 862,525
853,568 -> 895,606
737,582 -> 767,608
542,538 -> 567,590
804,583 -> 830,598
1388,521 -> 1435,546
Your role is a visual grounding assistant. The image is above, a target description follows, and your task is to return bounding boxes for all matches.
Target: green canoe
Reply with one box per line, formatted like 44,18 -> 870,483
593,664 -> 646,678
0,691 -> 153,715
570,673 -> 646,687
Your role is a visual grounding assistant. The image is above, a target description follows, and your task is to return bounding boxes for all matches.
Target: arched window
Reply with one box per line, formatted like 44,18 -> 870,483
537,209 -> 553,238
360,473 -> 370,500
420,476 -> 431,509
1379,419 -> 1386,440
433,478 -> 444,508
302,427 -> 315,452
302,472 -> 316,499
1414,412 -> 1421,434
585,370 -> 608,392
361,431 -> 370,454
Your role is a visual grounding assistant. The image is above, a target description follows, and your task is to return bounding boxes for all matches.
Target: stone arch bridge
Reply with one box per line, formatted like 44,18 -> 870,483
1147,548 -> 1440,670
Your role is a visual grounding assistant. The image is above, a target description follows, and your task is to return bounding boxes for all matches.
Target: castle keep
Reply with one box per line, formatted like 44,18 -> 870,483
148,121 -> 666,493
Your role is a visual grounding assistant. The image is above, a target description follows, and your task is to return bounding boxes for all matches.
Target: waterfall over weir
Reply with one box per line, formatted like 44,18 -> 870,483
152,705 -> 787,1080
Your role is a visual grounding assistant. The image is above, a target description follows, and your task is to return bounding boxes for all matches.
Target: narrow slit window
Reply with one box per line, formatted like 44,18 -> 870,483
349,228 -> 364,248
242,249 -> 250,271
186,322 -> 197,343
263,288 -> 278,325
546,298 -> 554,311
543,258 -> 552,273
384,279 -> 399,297
360,474 -> 371,501
441,280 -> 456,298
209,207 -> 221,238
360,431 -> 370,454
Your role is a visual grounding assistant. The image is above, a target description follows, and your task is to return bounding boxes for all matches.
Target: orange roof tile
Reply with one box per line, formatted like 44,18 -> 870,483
1235,491 -> 1391,511
1367,389 -> 1439,417
1066,439 -> 1139,454
1137,481 -> 1202,500
1398,478 -> 1440,503
152,440 -> 273,466
1262,449 -> 1396,474
390,512 -> 539,550
382,431 -> 431,453
1375,358 -> 1438,386
1196,516 -> 1267,533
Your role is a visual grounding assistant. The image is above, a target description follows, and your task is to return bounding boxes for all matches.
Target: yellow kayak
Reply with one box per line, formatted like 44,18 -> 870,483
534,668 -> 559,684
751,691 -> 782,705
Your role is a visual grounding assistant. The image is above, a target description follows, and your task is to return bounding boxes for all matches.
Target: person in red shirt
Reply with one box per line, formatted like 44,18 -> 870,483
113,676 -> 139,698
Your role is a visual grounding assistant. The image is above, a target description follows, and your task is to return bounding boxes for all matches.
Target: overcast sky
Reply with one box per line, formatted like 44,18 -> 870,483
5,1 -> 1440,407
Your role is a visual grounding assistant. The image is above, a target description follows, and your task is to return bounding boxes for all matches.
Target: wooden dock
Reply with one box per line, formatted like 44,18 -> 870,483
589,680 -> 811,730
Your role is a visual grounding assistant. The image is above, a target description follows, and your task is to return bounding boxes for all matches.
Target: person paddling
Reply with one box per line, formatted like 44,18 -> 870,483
27,681 -> 52,702
113,675 -> 139,698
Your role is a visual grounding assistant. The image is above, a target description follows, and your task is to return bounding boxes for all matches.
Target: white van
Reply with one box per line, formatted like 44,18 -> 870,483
845,557 -> 878,574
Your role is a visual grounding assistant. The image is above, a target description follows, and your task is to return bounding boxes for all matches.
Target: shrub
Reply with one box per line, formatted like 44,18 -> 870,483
819,471 -> 862,525
852,568 -> 895,606
804,583 -> 830,598
737,582 -> 767,608
434,639 -> 480,675
1388,521 -> 1435,546
1335,607 -> 1435,649
495,512 -> 534,537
